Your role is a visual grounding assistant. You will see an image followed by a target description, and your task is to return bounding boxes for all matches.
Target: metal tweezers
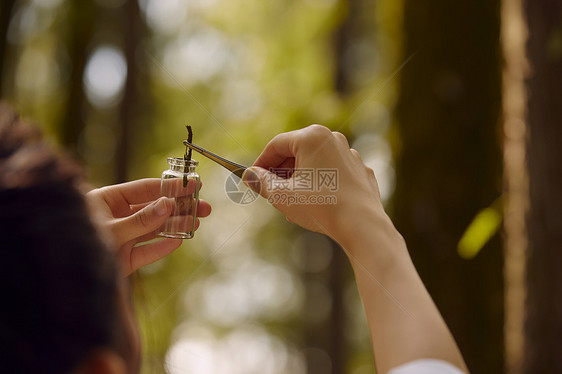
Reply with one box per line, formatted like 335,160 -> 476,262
183,140 -> 247,178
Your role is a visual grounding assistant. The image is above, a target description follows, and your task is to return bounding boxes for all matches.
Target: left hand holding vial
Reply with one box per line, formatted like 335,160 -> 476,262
87,178 -> 211,275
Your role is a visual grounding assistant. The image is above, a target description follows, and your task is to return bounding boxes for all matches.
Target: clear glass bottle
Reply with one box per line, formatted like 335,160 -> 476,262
158,157 -> 200,239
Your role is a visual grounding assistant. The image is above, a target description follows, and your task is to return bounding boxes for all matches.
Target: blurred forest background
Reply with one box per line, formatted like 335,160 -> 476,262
1,0 -> 560,373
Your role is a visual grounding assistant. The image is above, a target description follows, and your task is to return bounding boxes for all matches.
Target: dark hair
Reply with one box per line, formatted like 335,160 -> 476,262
0,103 -> 127,373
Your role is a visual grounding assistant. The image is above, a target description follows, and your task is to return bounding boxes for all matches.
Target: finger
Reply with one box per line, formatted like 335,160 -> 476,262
242,166 -> 295,199
130,201 -> 151,214
254,125 -> 336,170
130,238 -> 183,272
160,178 -> 200,200
350,148 -> 362,160
106,178 -> 162,205
134,211 -> 205,244
332,131 -> 349,147
277,157 -> 295,170
135,231 -> 159,244
130,184 -> 208,215
196,199 -> 212,218
366,166 -> 382,195
265,157 -> 296,178
111,197 -> 172,245
242,167 -> 268,197
253,131 -> 299,169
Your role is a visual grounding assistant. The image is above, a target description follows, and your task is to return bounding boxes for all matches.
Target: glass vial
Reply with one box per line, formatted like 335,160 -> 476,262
158,157 -> 200,239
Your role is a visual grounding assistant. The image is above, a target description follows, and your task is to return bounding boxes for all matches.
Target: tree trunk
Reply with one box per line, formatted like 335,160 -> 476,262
0,0 -> 17,98
58,0 -> 97,155
522,0 -> 562,371
116,0 -> 145,183
394,1 -> 504,372
501,0 -> 528,371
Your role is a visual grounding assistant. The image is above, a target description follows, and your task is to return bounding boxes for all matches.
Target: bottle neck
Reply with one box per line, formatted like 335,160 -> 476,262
170,164 -> 197,173
167,157 -> 198,173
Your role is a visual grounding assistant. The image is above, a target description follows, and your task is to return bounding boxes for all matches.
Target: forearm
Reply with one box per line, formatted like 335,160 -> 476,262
335,208 -> 467,373
246,125 -> 467,372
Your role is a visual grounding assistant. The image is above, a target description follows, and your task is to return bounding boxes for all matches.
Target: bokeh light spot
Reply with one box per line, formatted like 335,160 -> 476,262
84,46 -> 127,107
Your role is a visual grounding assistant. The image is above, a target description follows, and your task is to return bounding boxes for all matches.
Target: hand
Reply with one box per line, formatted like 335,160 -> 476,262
86,178 -> 211,275
244,126 -> 468,373
242,124 -> 385,244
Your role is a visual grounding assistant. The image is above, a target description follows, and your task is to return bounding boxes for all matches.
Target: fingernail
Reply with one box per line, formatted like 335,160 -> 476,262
154,197 -> 168,216
242,167 -> 263,193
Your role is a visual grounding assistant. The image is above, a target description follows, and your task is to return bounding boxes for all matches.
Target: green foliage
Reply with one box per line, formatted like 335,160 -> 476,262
2,0 -> 401,372
458,197 -> 503,260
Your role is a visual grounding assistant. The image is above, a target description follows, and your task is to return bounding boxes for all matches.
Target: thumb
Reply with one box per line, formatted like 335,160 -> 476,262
111,197 -> 171,245
242,166 -> 290,199
242,166 -> 296,204
242,167 -> 267,196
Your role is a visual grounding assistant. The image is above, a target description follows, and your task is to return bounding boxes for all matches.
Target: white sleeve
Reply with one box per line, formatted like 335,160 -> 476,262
387,359 -> 465,374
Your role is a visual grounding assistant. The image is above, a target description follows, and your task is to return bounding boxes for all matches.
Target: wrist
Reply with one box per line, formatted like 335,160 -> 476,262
333,203 -> 406,260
